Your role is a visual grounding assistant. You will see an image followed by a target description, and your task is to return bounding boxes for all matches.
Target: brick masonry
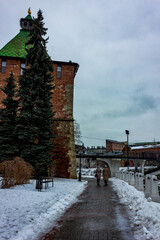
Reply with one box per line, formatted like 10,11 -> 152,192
51,62 -> 78,178
0,58 -> 79,179
0,58 -> 21,108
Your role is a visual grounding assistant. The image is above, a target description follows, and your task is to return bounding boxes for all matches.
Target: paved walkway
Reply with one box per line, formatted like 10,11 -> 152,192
42,178 -> 136,240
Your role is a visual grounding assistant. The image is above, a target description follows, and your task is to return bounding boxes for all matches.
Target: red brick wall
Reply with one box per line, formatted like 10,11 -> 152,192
51,63 -> 77,178
106,140 -> 124,153
130,147 -> 160,158
122,146 -> 160,166
0,58 -> 21,107
51,63 -> 75,119
0,58 -> 78,178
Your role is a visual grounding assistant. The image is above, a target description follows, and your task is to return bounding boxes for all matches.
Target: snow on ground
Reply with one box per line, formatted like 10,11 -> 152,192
1,170 -> 160,240
111,178 -> 160,240
0,178 -> 87,240
77,168 -> 96,178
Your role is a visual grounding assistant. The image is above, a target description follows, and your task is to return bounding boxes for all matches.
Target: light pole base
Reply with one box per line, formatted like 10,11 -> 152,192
79,172 -> 81,181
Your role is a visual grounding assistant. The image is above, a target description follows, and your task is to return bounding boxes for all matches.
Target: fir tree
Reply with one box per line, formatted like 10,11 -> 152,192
0,72 -> 18,161
16,10 -> 54,176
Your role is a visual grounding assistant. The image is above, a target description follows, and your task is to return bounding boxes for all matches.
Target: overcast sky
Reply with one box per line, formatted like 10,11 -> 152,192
1,0 -> 160,147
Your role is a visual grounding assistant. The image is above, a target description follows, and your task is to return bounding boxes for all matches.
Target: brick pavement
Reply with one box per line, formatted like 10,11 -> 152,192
42,178 -> 136,240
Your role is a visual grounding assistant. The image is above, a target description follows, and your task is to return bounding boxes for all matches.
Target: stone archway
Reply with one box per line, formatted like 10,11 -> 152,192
97,158 -> 121,177
132,159 -> 146,174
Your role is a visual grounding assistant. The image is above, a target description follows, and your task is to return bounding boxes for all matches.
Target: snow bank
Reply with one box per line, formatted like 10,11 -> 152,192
1,174 -> 160,240
77,168 -> 96,178
111,178 -> 160,240
0,178 -> 87,240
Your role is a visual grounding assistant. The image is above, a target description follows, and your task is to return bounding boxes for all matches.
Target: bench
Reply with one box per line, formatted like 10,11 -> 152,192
36,177 -> 54,191
41,177 -> 54,189
0,179 -> 3,188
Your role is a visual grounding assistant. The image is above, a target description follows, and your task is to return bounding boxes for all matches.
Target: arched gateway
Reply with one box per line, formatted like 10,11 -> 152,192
97,158 -> 121,177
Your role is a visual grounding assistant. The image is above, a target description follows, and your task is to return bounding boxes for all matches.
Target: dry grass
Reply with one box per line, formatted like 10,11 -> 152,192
0,157 -> 34,188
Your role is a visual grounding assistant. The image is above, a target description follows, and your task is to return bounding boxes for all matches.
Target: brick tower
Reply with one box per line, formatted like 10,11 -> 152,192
0,9 -> 79,179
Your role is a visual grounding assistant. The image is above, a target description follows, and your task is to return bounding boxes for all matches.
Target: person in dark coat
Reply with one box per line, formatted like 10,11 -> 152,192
103,165 -> 109,186
95,166 -> 101,186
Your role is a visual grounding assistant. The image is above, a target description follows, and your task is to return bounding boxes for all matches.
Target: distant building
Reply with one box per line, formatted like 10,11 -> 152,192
86,146 -> 106,154
130,144 -> 160,166
75,144 -> 86,154
106,139 -> 124,153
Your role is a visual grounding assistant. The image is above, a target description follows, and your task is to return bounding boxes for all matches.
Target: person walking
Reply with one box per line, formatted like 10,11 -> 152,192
95,166 -> 101,186
103,165 -> 109,186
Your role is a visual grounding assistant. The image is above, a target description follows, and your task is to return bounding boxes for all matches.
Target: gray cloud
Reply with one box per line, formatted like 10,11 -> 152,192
104,91 -> 157,118
1,0 -> 160,146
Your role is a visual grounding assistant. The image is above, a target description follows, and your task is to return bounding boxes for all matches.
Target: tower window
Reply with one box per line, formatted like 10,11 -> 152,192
1,60 -> 6,73
20,63 -> 25,75
57,65 -> 61,79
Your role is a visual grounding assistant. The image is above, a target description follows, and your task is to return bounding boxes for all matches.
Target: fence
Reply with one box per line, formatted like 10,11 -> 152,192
115,170 -> 160,203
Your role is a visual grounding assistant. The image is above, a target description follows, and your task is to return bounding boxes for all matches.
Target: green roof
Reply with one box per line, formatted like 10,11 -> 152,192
0,30 -> 30,58
25,14 -> 32,20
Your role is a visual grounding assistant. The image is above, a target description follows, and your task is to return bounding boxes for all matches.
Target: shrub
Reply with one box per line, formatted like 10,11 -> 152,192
0,157 -> 34,188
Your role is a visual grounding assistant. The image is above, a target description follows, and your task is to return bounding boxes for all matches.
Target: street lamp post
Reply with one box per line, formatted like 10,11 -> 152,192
78,144 -> 85,181
79,152 -> 82,181
125,130 -> 129,168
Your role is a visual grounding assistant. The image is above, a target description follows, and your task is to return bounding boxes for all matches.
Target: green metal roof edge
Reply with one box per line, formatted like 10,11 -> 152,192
0,30 -> 30,58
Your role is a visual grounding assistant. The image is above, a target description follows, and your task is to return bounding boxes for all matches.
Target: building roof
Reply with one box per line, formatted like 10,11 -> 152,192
0,30 -> 30,58
25,14 -> 32,20
103,151 -> 123,156
131,144 -> 160,150
0,11 -> 33,59
0,10 -> 79,75
106,139 -> 124,144
130,141 -> 160,146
